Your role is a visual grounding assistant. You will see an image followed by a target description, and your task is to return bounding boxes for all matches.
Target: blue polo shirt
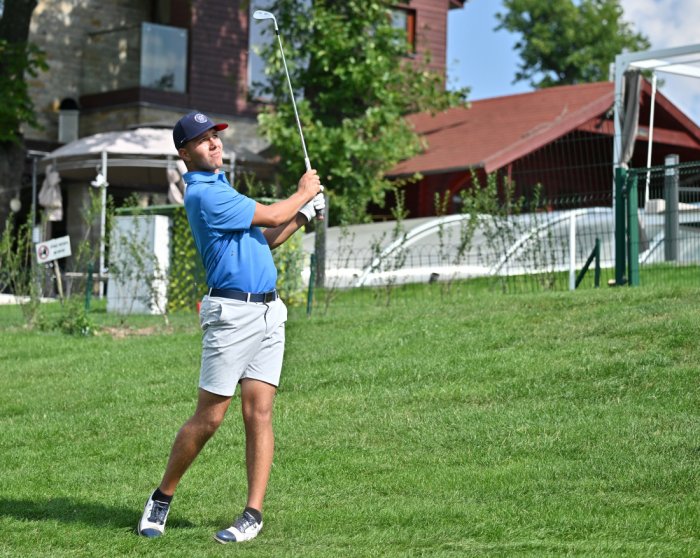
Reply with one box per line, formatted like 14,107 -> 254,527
183,171 -> 277,293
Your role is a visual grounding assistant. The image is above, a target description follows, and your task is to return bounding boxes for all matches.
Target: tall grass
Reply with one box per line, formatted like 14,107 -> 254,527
0,283 -> 698,557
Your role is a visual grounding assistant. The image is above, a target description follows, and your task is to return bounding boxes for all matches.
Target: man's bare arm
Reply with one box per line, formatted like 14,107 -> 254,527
263,213 -> 309,250
251,170 -> 321,228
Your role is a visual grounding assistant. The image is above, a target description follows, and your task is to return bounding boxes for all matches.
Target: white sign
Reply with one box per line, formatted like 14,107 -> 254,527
36,235 -> 72,264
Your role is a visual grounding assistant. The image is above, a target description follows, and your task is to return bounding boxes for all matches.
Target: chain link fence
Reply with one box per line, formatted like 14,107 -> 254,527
307,159 -> 700,302
626,159 -> 700,286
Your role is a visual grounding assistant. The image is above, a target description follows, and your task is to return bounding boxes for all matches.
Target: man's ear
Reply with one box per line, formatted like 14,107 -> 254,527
178,147 -> 190,164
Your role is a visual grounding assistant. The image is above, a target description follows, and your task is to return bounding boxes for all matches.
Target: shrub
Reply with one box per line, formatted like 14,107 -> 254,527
273,231 -> 306,306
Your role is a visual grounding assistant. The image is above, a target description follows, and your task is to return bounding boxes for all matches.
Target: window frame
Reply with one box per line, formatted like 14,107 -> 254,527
391,6 -> 417,54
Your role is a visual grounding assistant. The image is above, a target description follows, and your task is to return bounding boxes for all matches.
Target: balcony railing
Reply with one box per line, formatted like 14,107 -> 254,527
82,23 -> 188,95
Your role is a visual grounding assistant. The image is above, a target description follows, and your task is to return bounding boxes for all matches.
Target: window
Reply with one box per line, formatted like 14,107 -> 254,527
248,2 -> 274,98
390,7 -> 416,52
140,22 -> 188,92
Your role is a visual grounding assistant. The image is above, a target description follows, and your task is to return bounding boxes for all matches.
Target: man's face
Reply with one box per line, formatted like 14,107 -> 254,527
178,128 -> 223,172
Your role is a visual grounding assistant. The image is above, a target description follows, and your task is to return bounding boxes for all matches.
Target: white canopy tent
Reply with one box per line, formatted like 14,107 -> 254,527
613,44 -> 700,286
39,127 -> 235,187
613,43 -> 700,172
39,127 -> 236,296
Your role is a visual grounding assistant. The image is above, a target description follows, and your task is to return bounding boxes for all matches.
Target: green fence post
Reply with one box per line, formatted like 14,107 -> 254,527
594,238 -> 601,288
627,173 -> 640,286
85,262 -> 93,311
614,167 -> 627,285
575,240 -> 601,289
306,253 -> 316,318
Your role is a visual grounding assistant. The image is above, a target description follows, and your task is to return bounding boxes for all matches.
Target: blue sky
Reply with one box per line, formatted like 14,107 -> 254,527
446,0 -> 700,125
446,1 -> 530,101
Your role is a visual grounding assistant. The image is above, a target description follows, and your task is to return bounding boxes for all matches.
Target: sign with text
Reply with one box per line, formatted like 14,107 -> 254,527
36,235 -> 72,264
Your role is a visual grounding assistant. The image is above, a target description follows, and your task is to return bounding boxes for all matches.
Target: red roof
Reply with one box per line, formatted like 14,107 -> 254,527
391,81 -> 700,177
391,82 -> 619,176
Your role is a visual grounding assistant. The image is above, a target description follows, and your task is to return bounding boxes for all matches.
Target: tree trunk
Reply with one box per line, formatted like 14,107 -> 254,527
0,0 -> 39,227
0,0 -> 38,43
314,206 -> 326,288
0,141 -> 26,230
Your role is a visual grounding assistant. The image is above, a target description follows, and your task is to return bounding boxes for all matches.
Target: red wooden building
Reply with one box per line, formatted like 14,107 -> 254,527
389,81 -> 700,217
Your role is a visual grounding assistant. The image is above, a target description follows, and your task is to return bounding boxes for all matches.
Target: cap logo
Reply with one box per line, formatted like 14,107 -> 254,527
194,113 -> 208,123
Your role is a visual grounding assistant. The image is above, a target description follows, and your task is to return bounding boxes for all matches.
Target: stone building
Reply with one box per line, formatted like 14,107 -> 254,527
26,0 -> 267,165
25,0 -> 464,154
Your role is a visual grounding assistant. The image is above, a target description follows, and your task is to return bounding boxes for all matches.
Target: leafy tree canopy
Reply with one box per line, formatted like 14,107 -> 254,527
255,0 -> 468,224
0,40 -> 46,144
0,0 -> 43,144
496,0 -> 650,88
0,0 -> 42,229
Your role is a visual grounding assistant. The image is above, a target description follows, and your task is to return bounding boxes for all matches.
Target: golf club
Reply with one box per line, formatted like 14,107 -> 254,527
253,10 -> 312,173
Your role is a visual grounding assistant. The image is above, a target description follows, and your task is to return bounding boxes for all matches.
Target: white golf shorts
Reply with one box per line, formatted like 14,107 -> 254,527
198,295 -> 287,397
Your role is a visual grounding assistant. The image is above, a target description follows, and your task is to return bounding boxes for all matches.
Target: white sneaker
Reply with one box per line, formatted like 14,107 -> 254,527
138,494 -> 171,538
214,510 -> 263,543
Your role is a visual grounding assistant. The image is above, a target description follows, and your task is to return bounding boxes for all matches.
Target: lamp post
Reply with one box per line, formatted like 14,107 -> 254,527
90,150 -> 109,298
26,150 -> 49,243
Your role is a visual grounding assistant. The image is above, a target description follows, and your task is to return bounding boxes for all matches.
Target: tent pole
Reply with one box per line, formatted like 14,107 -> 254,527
645,73 -> 657,206
99,150 -> 108,298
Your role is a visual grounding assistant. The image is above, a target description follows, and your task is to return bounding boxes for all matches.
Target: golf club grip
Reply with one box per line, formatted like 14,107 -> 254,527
317,191 -> 326,221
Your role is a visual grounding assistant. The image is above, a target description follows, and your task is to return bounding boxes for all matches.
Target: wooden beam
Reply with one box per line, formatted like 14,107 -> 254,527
577,120 -> 700,149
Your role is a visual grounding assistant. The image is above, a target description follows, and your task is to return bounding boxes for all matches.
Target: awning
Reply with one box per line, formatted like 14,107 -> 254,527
38,127 -> 236,187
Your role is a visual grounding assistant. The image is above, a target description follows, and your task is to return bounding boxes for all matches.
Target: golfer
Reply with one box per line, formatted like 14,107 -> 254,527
138,111 -> 324,543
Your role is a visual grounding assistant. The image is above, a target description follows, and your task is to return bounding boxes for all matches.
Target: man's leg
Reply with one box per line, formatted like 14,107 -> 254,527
214,300 -> 285,544
240,378 -> 277,512
159,388 -> 233,495
139,388 -> 232,537
212,379 -> 275,544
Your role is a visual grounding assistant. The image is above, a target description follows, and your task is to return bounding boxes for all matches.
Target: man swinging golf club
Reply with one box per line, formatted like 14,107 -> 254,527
137,110 -> 324,543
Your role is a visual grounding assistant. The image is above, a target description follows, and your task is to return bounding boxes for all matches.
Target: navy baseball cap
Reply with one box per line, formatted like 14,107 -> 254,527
173,111 -> 228,149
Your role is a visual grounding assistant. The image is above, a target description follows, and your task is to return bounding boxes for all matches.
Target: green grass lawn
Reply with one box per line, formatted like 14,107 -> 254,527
0,283 -> 698,557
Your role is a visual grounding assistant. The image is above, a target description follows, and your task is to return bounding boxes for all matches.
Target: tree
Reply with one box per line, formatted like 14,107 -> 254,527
255,0 -> 468,225
496,0 -> 650,88
0,0 -> 43,229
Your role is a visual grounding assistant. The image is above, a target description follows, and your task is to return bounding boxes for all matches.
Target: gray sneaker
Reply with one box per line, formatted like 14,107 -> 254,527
214,510 -> 263,543
138,494 -> 170,538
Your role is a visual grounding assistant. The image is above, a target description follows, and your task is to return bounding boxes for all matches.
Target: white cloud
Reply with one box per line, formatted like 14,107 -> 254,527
620,0 -> 700,125
621,0 -> 700,48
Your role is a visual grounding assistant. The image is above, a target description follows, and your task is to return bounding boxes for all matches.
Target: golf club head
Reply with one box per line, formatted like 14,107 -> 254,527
253,10 -> 278,30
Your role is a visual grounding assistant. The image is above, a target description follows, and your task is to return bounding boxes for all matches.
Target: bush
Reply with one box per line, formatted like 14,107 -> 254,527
38,300 -> 95,336
167,206 -> 207,312
273,231 -> 307,306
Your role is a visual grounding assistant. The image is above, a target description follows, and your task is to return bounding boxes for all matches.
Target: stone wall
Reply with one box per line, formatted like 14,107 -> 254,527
25,0 -> 151,144
24,0 -> 267,154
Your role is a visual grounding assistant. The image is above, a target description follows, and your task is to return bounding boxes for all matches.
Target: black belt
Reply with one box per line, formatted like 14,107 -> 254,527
208,288 -> 278,303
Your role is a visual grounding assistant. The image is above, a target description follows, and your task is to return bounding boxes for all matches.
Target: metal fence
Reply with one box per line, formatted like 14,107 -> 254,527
310,210 -> 612,292
625,158 -> 700,285
308,159 -> 700,297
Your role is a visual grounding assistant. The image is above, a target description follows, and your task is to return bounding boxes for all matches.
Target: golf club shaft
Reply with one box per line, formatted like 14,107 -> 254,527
274,29 -> 312,172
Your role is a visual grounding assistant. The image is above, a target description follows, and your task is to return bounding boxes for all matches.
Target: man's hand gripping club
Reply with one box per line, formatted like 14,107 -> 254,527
297,169 -> 326,222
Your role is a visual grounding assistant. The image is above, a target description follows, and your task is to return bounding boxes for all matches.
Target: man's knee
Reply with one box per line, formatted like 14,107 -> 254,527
189,411 -> 225,438
189,389 -> 231,438
242,401 -> 273,427
241,380 -> 276,426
